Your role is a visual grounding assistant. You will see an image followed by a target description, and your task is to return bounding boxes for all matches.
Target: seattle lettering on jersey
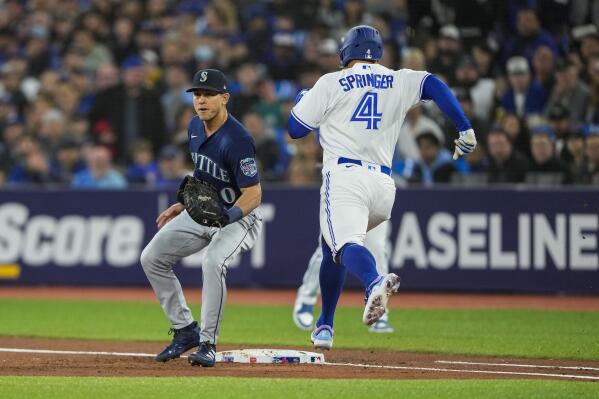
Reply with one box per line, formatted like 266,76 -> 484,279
338,73 -> 394,92
191,153 -> 230,183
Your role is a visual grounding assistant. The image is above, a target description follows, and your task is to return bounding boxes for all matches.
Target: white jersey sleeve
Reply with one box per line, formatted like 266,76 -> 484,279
291,75 -> 332,130
395,69 -> 430,115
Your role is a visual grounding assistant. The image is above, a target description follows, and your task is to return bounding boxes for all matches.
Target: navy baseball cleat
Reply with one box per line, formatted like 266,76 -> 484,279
188,341 -> 217,367
155,321 -> 199,362
363,274 -> 400,326
311,325 -> 334,350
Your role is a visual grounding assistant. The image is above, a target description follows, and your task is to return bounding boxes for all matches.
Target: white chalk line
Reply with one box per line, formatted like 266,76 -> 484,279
435,360 -> 599,372
0,348 -> 159,358
323,362 -> 599,381
1,348 -> 598,381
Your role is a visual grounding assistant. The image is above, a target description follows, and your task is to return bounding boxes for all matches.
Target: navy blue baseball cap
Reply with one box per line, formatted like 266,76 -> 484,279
186,69 -> 228,94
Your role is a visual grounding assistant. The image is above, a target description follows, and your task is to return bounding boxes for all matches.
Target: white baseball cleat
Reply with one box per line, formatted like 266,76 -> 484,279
292,300 -> 315,331
363,274 -> 400,326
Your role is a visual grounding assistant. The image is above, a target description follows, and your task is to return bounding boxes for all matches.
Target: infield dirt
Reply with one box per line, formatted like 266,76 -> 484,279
1,287 -> 599,381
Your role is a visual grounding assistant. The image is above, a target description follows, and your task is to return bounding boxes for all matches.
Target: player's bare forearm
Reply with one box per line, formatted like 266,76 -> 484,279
234,183 -> 262,216
156,203 -> 185,229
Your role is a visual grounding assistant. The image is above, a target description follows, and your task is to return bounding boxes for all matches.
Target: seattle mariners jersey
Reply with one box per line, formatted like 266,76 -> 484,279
188,115 -> 260,207
291,63 -> 429,167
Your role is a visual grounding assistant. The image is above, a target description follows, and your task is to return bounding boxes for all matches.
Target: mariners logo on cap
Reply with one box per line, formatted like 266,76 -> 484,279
200,71 -> 208,82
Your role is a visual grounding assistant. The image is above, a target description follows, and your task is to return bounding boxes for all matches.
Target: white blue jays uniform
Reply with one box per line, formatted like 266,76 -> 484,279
291,63 -> 429,257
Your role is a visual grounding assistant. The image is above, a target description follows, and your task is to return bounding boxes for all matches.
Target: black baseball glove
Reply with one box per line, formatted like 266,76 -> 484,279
182,177 -> 228,227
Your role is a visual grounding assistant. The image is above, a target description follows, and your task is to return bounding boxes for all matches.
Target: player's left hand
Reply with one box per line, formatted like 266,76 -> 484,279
184,177 -> 228,227
453,129 -> 477,160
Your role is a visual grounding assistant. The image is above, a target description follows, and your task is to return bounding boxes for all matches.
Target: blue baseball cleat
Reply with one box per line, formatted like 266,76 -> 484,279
293,301 -> 315,331
155,321 -> 199,362
188,341 -> 217,367
363,273 -> 400,326
311,325 -> 334,350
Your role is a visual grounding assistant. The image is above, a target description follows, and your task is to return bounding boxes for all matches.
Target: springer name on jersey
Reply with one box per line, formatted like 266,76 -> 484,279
291,62 -> 429,169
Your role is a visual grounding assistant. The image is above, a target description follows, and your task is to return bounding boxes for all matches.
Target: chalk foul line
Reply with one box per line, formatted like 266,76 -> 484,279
435,360 -> 599,372
0,348 -> 598,381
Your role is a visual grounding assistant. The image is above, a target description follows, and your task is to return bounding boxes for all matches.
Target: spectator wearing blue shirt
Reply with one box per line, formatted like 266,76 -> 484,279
153,145 -> 188,187
126,139 -> 160,184
72,145 -> 127,189
500,56 -> 548,118
8,137 -> 57,185
404,130 -> 457,186
502,7 -> 559,64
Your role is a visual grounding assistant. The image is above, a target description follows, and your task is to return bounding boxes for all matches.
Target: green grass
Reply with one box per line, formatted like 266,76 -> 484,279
0,299 -> 598,360
0,377 -> 596,399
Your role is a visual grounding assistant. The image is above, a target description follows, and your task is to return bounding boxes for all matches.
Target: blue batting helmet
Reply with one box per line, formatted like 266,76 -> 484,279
339,25 -> 383,67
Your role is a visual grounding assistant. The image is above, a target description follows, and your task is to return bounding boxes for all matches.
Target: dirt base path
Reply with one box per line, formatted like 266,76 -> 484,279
2,287 -> 599,311
1,337 -> 598,381
2,288 -> 598,380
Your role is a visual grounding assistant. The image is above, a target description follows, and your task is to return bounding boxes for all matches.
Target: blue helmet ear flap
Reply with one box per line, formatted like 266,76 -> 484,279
339,25 -> 383,66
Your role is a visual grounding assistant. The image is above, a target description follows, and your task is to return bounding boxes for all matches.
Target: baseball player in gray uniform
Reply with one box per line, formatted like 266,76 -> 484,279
141,69 -> 263,367
293,221 -> 394,333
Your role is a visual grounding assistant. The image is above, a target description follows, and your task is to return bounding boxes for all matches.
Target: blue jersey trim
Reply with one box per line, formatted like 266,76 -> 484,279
324,171 -> 337,254
290,108 -> 316,130
287,113 -> 312,139
288,109 -> 315,139
418,73 -> 431,102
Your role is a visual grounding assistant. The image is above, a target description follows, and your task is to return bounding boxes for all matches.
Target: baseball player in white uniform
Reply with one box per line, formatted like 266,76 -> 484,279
287,25 -> 476,350
293,221 -> 394,333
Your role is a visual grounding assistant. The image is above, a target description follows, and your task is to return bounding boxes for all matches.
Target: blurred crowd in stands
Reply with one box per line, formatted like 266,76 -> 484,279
0,0 -> 599,189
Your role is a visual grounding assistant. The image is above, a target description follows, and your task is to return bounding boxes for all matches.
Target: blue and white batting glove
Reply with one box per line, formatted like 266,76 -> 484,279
453,129 -> 477,160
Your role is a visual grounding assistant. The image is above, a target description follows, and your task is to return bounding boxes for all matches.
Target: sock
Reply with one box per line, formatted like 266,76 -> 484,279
340,243 -> 380,289
316,239 -> 347,328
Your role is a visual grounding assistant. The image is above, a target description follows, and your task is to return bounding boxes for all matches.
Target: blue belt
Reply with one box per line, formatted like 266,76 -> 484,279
337,157 -> 391,176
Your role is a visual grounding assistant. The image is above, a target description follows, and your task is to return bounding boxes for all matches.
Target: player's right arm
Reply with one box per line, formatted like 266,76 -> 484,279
287,76 -> 331,139
156,173 -> 192,228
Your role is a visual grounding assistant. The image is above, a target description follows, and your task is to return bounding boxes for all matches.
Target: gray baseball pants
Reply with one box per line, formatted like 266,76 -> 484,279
141,209 -> 262,344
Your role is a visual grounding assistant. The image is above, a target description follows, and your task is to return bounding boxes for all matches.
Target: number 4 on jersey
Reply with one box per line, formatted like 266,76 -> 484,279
350,92 -> 382,130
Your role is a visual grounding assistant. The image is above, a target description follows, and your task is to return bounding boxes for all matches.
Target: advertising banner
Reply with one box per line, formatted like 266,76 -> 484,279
0,187 -> 597,293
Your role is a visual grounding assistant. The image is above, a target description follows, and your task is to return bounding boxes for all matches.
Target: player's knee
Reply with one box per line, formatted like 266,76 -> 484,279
321,237 -> 335,263
336,242 -> 364,264
201,254 -> 226,275
140,245 -> 156,271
